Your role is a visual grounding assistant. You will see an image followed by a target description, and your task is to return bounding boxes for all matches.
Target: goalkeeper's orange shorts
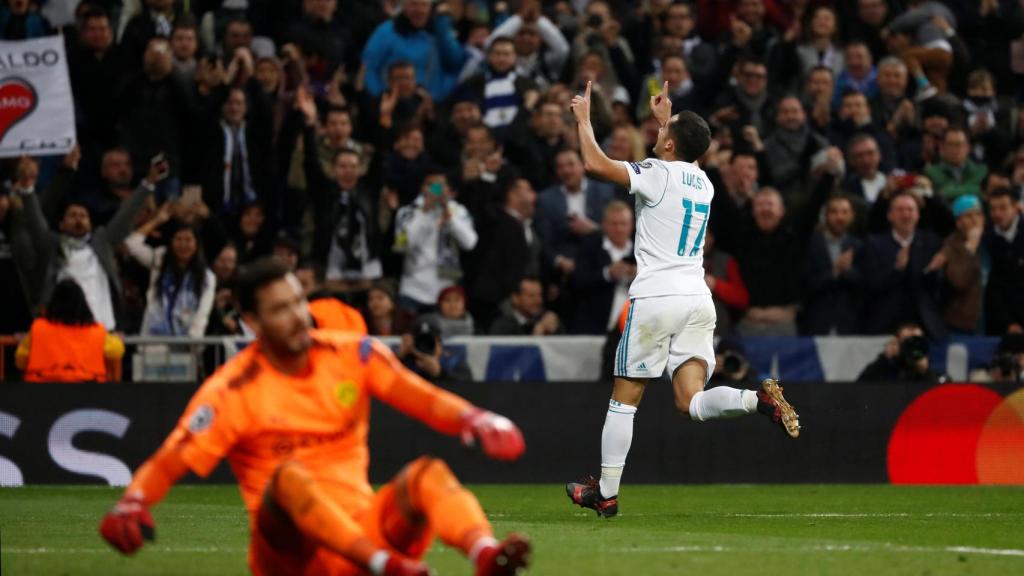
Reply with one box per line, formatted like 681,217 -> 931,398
249,482 -> 433,576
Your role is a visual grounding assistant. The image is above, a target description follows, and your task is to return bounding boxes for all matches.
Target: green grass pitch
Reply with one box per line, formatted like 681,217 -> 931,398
2,484 -> 1024,575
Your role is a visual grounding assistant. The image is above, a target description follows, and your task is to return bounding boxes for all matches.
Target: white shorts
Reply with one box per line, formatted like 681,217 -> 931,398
613,294 -> 717,383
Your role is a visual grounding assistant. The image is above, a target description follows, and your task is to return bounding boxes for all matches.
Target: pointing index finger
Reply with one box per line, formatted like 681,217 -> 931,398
662,80 -> 669,97
585,80 -> 592,100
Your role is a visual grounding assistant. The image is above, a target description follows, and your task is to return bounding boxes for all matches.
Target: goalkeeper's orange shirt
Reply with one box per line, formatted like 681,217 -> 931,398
161,331 -> 471,523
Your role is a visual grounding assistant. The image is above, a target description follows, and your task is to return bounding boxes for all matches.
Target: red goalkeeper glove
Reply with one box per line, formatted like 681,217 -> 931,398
99,495 -> 155,555
460,408 -> 525,461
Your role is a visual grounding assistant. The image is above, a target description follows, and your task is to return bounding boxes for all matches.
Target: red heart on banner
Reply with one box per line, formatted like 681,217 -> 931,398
0,78 -> 38,143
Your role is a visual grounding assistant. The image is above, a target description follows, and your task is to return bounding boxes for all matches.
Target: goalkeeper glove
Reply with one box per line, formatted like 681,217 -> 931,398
460,408 -> 525,461
99,495 -> 155,555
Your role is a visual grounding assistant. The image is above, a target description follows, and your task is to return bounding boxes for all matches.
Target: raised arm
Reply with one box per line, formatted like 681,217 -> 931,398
571,81 -> 630,187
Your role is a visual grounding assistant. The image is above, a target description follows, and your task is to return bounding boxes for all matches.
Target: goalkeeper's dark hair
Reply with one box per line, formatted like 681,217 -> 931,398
234,256 -> 292,314
670,111 -> 711,162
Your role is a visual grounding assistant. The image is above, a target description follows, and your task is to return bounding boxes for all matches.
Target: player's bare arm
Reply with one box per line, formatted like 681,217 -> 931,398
570,81 -> 630,187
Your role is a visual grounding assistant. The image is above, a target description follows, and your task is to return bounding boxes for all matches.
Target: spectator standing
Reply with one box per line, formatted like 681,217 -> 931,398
468,176 -> 541,332
194,57 -> 275,219
393,169 -> 478,312
297,92 -> 383,292
68,8 -> 119,157
800,195 -> 864,335
935,195 -> 985,334
568,201 -> 636,335
832,42 -> 878,109
714,155 -> 840,336
860,192 -> 946,338
115,38 -> 195,198
843,134 -> 890,208
12,157 -> 167,329
120,0 -> 181,74
124,209 -> 216,337
16,280 -> 124,382
702,229 -> 749,337
536,149 -> 614,281
0,0 -> 52,39
489,278 -> 562,336
985,188 -> 1024,335
924,127 -> 988,201
362,0 -> 466,101
506,101 -> 571,191
762,96 -> 829,208
459,37 -> 539,142
281,0 -> 353,91
485,0 -> 570,90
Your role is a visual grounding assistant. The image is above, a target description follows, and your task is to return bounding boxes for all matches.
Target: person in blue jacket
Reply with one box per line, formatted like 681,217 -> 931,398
362,0 -> 466,101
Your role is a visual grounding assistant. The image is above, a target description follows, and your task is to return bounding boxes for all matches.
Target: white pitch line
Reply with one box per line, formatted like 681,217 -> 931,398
725,512 -> 1018,519
615,543 -> 1024,558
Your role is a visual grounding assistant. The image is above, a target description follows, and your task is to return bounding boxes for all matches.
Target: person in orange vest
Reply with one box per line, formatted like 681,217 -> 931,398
16,279 -> 125,382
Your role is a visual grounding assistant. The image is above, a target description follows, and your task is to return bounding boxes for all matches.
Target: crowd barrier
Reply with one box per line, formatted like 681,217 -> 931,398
2,381 -> 1021,486
0,335 -> 1006,383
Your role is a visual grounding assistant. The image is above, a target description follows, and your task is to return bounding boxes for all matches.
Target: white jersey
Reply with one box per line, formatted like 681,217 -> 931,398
622,158 -> 713,299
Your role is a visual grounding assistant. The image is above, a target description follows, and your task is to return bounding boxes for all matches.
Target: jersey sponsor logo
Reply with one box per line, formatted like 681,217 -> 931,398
335,381 -> 359,408
187,404 -> 214,433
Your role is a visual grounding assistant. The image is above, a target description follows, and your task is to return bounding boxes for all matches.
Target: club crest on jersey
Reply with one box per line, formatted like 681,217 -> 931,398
188,404 -> 214,433
335,381 -> 359,408
627,160 -> 653,175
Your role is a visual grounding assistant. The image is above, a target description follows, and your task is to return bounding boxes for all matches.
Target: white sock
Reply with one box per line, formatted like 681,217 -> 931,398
599,399 -> 636,498
368,550 -> 390,575
689,387 -> 758,422
468,536 -> 499,563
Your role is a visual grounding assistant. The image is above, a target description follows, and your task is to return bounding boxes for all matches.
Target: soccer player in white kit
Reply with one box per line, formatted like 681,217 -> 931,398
565,82 -> 800,518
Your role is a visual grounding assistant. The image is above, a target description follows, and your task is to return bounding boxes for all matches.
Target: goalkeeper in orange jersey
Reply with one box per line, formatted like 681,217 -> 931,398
98,257 -> 530,576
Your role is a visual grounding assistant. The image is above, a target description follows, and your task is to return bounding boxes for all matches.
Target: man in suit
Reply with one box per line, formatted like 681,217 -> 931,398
799,195 -> 864,335
469,177 -> 542,332
194,82 -> 274,221
985,187 -> 1024,335
860,191 -> 946,339
568,201 -> 636,335
536,149 -> 614,281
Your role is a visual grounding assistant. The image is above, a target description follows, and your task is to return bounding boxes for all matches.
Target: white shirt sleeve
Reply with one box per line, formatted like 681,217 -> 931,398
622,159 -> 670,206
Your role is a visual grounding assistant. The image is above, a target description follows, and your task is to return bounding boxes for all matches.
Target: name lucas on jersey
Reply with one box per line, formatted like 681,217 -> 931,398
682,173 -> 706,190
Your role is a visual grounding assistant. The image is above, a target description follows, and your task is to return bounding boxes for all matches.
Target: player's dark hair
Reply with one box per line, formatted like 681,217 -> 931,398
670,111 -> 711,162
234,257 -> 292,314
44,279 -> 96,327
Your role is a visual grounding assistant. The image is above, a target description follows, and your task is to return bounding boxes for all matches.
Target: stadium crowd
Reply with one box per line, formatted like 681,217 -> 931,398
1,0 -> 1024,369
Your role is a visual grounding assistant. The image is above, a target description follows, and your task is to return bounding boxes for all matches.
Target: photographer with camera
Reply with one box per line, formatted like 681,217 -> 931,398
399,318 -> 472,382
973,334 -> 1024,383
857,322 -> 944,382
709,337 -> 758,386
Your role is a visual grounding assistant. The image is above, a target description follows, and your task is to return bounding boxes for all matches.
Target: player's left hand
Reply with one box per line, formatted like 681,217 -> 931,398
570,81 -> 592,125
460,408 -> 525,461
99,495 -> 155,555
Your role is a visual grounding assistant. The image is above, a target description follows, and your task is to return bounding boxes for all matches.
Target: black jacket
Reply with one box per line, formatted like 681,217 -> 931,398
568,233 -> 625,335
985,219 -> 1024,335
799,233 -> 864,335
859,230 -> 946,339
